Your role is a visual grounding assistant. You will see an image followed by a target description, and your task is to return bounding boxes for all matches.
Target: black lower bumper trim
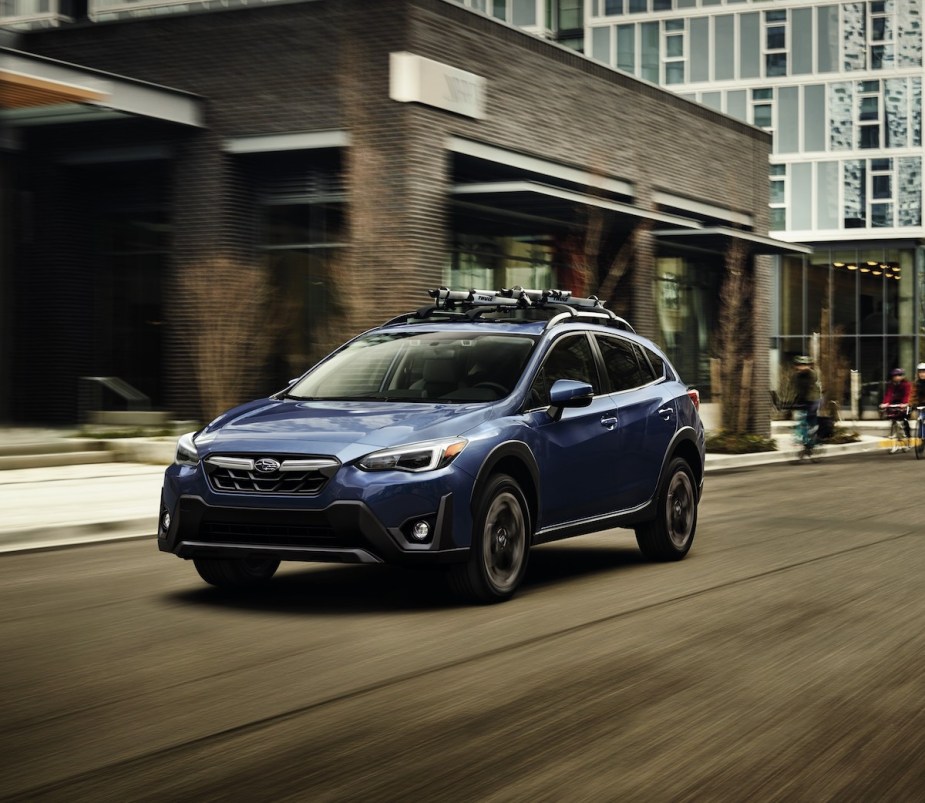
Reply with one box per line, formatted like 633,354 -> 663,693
159,495 -> 466,566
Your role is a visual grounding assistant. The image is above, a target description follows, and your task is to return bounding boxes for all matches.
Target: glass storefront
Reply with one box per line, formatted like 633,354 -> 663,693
87,161 -> 170,407
446,233 -> 554,292
653,256 -> 723,398
773,243 -> 923,416
256,155 -> 347,387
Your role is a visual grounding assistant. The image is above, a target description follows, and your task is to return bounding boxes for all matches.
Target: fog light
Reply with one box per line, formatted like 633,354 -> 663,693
411,520 -> 431,541
161,512 -> 171,532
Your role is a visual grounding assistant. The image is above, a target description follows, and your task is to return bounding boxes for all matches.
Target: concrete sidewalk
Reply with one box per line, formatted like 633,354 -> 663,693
0,428 -> 891,555
0,462 -> 165,553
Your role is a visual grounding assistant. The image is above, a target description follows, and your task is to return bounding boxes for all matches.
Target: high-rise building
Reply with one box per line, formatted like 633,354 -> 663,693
457,0 -> 925,411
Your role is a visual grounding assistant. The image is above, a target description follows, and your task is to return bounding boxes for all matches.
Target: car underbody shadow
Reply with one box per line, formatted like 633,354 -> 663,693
168,538 -> 648,614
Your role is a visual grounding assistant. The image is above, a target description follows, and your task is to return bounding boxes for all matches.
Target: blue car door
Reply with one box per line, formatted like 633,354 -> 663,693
525,333 -> 622,527
594,335 -> 678,510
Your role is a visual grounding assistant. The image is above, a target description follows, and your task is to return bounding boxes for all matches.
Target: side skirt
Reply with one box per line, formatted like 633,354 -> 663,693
533,499 -> 655,545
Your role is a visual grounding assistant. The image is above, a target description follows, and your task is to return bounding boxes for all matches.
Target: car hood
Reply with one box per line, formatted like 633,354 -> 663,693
196,398 -> 496,461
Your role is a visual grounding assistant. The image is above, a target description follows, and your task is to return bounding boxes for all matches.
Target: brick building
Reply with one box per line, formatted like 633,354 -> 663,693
0,0 -> 804,430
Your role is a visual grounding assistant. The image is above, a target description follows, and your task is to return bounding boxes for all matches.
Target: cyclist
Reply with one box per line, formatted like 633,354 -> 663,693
915,363 -> 925,406
791,356 -> 820,450
880,367 -> 911,451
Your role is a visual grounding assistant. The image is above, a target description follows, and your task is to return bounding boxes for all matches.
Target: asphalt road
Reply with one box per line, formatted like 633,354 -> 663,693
2,452 -> 923,801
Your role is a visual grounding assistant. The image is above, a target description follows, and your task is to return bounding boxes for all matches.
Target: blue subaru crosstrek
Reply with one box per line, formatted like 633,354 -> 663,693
158,288 -> 705,603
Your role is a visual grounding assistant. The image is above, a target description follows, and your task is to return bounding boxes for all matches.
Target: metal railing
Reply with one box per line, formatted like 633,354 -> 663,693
78,376 -> 151,425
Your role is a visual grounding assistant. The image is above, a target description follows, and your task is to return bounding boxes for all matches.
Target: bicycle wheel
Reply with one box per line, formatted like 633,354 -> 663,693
917,419 -> 924,460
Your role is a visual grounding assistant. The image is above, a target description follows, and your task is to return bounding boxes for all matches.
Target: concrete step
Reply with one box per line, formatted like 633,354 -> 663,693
0,450 -> 117,470
0,438 -> 108,458
86,410 -> 172,427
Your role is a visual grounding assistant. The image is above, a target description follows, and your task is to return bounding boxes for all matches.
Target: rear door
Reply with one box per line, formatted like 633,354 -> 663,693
594,334 -> 678,510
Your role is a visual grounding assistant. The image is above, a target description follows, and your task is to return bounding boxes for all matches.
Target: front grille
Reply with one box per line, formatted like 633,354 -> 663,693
204,455 -> 339,495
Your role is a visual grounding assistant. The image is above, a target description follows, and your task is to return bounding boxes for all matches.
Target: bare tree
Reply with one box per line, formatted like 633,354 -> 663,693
176,256 -> 282,421
595,219 -> 653,315
715,239 -> 753,433
816,272 -> 851,418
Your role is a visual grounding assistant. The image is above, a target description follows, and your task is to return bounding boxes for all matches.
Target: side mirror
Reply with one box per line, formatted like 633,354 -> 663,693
548,379 -> 594,421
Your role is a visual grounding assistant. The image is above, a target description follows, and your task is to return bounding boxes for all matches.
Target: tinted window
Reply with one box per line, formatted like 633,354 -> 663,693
645,348 -> 665,379
288,331 -> 536,402
528,335 -> 599,408
596,336 -> 655,391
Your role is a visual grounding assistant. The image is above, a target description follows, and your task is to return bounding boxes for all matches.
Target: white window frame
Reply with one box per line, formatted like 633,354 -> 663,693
868,0 -> 895,71
857,79 -> 883,150
663,18 -> 686,86
770,162 -> 786,232
868,157 -> 895,228
763,9 -> 788,79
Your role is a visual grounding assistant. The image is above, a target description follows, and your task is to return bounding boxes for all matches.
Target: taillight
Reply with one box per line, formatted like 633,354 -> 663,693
686,388 -> 700,411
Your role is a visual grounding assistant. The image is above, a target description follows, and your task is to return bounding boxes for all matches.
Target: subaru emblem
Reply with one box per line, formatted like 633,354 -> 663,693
254,458 -> 281,474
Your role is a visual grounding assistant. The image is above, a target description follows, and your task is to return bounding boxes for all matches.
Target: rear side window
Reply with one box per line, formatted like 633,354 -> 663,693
645,348 -> 665,379
595,335 -> 655,392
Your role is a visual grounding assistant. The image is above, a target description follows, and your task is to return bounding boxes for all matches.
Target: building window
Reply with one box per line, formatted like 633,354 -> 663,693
844,160 -> 867,228
664,19 -> 685,85
2,0 -> 73,23
843,3 -> 867,72
616,23 -> 636,75
829,82 -> 855,150
898,156 -> 922,226
869,158 -> 893,227
764,10 -> 788,77
601,0 -> 623,14
869,0 -> 894,70
557,0 -> 583,32
641,21 -> 659,83
770,163 -> 786,231
752,87 -> 773,129
858,80 -> 882,149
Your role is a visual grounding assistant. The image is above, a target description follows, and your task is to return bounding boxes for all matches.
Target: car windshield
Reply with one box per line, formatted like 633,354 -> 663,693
286,331 -> 538,403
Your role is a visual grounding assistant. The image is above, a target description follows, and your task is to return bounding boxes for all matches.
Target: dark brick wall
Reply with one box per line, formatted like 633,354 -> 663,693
14,0 -> 771,426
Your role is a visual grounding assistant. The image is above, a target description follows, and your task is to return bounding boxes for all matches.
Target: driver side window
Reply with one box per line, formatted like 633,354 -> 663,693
528,335 -> 599,408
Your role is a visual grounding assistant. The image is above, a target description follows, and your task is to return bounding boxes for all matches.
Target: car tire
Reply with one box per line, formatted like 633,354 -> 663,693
449,473 -> 530,604
635,457 -> 697,562
193,556 -> 280,589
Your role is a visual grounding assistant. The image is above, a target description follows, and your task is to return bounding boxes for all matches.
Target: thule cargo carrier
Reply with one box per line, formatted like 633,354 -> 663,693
384,286 -> 635,333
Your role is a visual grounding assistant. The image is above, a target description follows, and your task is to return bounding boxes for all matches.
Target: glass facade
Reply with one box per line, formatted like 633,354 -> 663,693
585,1 -> 923,238
772,245 -> 924,415
581,0 -> 925,416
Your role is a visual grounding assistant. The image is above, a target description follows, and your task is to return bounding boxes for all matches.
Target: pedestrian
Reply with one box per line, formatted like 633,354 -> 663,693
791,355 -> 820,439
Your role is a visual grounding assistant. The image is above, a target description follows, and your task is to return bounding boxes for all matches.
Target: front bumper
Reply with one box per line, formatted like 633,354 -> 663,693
157,492 -> 467,567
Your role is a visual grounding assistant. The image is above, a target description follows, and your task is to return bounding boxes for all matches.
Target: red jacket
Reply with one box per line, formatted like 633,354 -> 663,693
882,380 -> 911,406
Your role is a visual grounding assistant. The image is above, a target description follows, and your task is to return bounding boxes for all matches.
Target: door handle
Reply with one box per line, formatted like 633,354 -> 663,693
657,407 -> 674,420
601,416 -> 618,430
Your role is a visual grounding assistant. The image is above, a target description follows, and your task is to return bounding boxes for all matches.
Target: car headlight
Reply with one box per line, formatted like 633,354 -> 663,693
357,438 -> 468,473
175,432 -> 200,467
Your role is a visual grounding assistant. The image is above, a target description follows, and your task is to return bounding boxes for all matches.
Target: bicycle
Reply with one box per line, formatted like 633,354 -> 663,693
882,404 -> 911,454
915,406 -> 925,460
792,406 -> 821,462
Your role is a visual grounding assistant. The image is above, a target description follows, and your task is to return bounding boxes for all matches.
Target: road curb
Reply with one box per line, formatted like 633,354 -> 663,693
0,518 -> 156,555
0,438 -> 887,555
704,438 -> 882,472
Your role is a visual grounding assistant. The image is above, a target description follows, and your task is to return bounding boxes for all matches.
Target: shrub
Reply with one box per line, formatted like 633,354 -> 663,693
705,431 -> 778,454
